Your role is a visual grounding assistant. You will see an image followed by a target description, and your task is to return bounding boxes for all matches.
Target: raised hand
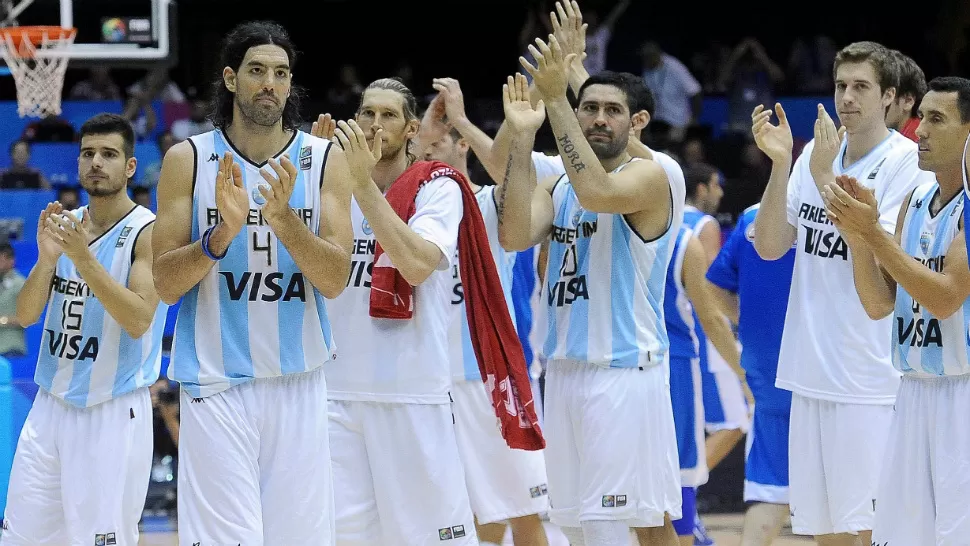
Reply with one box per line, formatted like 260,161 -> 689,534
334,119 -> 381,184
502,73 -> 546,134
258,155 -> 299,224
519,34 -> 577,101
311,113 -> 336,141
809,104 -> 846,185
431,78 -> 467,124
44,208 -> 92,262
214,152 -> 248,234
550,0 -> 588,65
36,201 -> 64,265
751,103 -> 793,164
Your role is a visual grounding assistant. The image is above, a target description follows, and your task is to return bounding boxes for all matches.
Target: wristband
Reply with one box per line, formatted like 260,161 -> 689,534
201,225 -> 227,261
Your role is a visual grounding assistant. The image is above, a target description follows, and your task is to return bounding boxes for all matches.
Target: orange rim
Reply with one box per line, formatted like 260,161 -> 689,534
0,26 -> 76,56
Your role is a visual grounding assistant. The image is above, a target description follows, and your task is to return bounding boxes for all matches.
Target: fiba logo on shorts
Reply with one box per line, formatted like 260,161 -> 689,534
530,483 -> 548,498
362,218 -> 373,235
438,524 -> 466,540
602,494 -> 627,507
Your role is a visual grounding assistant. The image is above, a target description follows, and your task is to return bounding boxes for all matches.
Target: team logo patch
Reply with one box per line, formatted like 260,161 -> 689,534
572,207 -> 584,226
438,528 -> 453,540
115,226 -> 132,248
362,218 -> 373,235
95,535 -> 106,546
252,184 -> 268,205
299,145 -> 312,170
920,232 -> 931,255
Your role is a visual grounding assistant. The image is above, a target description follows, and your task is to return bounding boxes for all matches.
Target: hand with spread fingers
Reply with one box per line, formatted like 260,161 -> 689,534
310,113 -> 337,142
431,77 -> 467,125
502,73 -> 547,135
550,0 -> 588,66
751,103 -> 793,164
44,208 -> 92,262
214,152 -> 248,234
809,104 -> 846,185
334,119 -> 382,185
258,155 -> 299,224
822,174 -> 879,241
519,34 -> 577,101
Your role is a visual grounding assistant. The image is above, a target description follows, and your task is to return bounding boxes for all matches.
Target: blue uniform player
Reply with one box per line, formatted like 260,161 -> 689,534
707,203 -> 794,546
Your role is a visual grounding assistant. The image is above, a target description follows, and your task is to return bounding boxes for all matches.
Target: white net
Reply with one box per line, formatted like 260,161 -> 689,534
0,27 -> 75,118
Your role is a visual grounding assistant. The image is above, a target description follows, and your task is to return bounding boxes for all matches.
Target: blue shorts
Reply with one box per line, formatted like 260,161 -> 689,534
671,487 -> 697,536
668,357 -> 707,486
743,405 -> 790,504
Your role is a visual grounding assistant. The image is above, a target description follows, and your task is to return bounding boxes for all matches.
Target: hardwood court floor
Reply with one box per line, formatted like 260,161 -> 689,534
138,513 -> 815,545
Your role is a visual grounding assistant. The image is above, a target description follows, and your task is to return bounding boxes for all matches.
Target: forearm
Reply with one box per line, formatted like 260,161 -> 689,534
753,159 -> 796,260
843,238 -> 896,319
863,227 -> 959,318
698,311 -> 741,373
545,98 -> 612,206
497,132 -> 539,251
479,120 -> 515,185
74,252 -> 155,338
16,261 -> 56,326
354,182 -> 442,286
710,285 -> 739,326
153,223 -> 234,305
269,210 -> 351,299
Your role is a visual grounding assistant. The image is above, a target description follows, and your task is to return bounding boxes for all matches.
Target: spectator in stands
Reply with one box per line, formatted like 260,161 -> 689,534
886,50 -> 927,142
137,131 -> 174,188
56,186 -> 80,211
720,37 -> 785,134
0,140 -> 49,190
0,241 -> 25,358
639,40 -> 703,143
19,114 -> 76,143
131,186 -> 152,210
682,137 -> 707,167
580,0 -> 630,75
170,98 -> 214,142
326,64 -> 365,120
68,67 -> 122,101
787,34 -> 837,93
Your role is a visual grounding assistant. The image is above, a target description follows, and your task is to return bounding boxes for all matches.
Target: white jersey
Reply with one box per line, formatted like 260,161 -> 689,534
170,129 -> 336,399
325,176 -> 463,404
449,185 -> 517,382
541,151 -> 686,368
779,131 -> 933,403
34,206 -> 166,409
893,181 -> 970,376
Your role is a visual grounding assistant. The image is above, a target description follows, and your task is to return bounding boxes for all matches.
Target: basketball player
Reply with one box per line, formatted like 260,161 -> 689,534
1,114 -> 167,546
151,21 -> 355,545
423,127 -> 550,546
322,78 -> 478,545
500,35 -> 683,545
664,222 -> 742,546
885,50 -> 927,143
751,41 -> 933,545
822,76 -> 970,545
706,203 -> 796,546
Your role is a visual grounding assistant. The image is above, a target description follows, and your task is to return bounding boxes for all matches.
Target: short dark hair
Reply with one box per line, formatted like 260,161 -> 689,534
577,71 -> 655,118
684,162 -> 718,198
927,77 -> 970,124
79,113 -> 135,158
890,50 -> 927,117
210,21 -> 304,131
833,41 -> 899,94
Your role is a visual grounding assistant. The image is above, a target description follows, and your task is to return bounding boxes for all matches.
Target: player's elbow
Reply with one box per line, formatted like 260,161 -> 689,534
861,298 -> 894,321
499,230 -> 531,253
924,299 -> 962,321
123,316 -> 153,339
14,309 -> 38,329
753,238 -> 788,261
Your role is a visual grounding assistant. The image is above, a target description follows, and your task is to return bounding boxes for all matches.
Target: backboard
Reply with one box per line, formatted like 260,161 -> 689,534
0,0 -> 176,69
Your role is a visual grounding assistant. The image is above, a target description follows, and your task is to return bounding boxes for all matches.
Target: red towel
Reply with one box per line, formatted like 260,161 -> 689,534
370,160 -> 545,450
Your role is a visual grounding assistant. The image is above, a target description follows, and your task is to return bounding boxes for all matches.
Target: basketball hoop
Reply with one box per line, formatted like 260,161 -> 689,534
0,26 -> 75,118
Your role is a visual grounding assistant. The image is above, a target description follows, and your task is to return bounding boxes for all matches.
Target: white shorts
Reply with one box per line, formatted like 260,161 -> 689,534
1,388 -> 152,546
788,393 -> 892,536
452,379 -> 550,524
872,374 -> 970,545
177,367 -> 334,546
328,399 -> 477,545
543,360 -> 681,529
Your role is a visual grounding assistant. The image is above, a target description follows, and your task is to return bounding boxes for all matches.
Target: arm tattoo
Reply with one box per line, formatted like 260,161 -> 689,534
497,153 -> 513,226
557,134 -> 586,173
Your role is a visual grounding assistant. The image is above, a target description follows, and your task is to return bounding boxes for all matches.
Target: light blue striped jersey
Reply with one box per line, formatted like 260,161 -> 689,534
170,129 -> 336,398
664,226 -> 700,360
36,205 -> 167,408
541,151 -> 687,368
893,181 -> 969,376
449,185 -> 518,381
